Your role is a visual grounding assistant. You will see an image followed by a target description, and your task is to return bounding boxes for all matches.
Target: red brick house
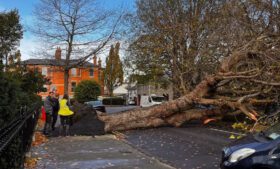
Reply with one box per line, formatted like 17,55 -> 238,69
23,48 -> 104,98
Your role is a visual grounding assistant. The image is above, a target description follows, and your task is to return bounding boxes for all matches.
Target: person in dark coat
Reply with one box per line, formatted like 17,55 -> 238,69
52,93 -> 60,131
43,92 -> 54,135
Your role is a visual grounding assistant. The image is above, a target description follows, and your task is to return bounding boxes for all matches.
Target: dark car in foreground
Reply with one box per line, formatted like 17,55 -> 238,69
85,100 -> 106,113
221,123 -> 280,169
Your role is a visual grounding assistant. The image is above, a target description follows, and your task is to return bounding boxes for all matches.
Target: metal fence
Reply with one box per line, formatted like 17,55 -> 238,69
0,102 -> 41,169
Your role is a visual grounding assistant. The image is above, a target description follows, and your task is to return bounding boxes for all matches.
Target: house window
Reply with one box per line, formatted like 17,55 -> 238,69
71,82 -> 77,92
42,67 -> 48,76
43,85 -> 48,92
71,68 -> 77,76
89,68 -> 94,77
50,85 -> 57,92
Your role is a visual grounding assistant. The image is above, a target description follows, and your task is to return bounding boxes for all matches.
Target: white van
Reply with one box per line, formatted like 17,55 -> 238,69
140,95 -> 166,107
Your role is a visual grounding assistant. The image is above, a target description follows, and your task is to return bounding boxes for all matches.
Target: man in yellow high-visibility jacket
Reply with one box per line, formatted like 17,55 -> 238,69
58,94 -> 74,136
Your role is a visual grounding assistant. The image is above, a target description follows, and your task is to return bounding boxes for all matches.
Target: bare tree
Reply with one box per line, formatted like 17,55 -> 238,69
33,0 -> 121,94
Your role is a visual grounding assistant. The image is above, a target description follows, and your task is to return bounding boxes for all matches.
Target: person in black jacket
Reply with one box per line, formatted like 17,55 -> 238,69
43,92 -> 54,135
52,93 -> 60,131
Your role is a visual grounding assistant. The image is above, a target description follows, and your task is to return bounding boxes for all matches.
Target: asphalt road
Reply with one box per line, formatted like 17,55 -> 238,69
123,125 -> 232,169
105,106 -> 139,114
105,105 -> 236,169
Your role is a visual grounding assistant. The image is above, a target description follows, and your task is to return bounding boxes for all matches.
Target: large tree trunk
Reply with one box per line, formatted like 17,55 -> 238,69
99,76 -> 220,132
98,34 -> 280,132
64,69 -> 69,95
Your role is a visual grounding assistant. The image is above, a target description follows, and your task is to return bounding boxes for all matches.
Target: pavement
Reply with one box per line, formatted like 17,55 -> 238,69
30,135 -> 174,169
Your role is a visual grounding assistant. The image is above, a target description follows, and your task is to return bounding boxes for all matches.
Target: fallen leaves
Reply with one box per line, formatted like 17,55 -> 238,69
24,157 -> 37,169
32,132 -> 48,147
232,122 -> 250,131
36,119 -> 45,130
229,134 -> 243,139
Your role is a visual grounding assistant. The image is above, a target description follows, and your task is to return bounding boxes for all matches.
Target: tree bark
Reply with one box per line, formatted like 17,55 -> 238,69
64,69 -> 69,95
98,76 -> 220,132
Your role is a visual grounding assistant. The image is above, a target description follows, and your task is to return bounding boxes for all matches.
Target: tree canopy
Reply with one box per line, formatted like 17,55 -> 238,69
104,42 -> 124,96
74,80 -> 101,103
0,9 -> 23,68
125,0 -> 280,98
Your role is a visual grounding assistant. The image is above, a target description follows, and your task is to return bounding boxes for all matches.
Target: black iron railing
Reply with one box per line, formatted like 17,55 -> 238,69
0,102 -> 41,169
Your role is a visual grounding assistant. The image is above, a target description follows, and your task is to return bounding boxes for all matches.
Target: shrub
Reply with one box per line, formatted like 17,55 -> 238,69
102,97 -> 125,105
74,80 -> 101,103
0,68 -> 46,168
0,71 -> 21,127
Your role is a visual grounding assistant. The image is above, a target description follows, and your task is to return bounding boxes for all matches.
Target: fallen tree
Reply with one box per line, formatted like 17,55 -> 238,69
98,34 -> 280,132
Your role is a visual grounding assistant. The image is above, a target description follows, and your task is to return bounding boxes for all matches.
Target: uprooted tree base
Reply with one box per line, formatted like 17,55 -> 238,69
98,34 -> 280,132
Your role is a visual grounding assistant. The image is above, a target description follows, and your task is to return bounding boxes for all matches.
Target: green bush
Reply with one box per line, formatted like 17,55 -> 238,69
0,68 -> 47,168
74,80 -> 101,103
0,71 -> 21,127
102,97 -> 125,105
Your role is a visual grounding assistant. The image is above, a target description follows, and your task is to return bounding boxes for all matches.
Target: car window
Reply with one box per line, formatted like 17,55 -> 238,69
268,133 -> 280,140
86,101 -> 102,106
93,101 -> 102,106
264,123 -> 280,140
151,96 -> 165,102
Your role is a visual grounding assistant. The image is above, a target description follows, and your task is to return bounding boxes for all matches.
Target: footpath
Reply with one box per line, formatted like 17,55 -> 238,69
28,134 -> 174,169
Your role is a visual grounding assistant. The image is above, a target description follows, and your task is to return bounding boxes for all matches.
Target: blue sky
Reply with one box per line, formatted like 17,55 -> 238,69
0,0 -> 136,60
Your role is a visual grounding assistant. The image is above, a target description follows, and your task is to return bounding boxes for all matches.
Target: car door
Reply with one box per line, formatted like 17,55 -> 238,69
267,142 -> 280,168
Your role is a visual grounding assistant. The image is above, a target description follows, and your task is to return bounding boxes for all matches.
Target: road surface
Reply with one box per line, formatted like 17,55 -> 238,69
123,125 -> 234,169
105,106 -> 139,114
105,106 -> 239,169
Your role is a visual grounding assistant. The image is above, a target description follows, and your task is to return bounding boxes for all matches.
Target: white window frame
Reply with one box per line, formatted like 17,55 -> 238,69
71,68 -> 77,76
42,67 -> 48,76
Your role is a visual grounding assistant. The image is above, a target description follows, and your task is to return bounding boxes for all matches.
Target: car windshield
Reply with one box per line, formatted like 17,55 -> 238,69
151,96 -> 165,102
263,123 -> 280,140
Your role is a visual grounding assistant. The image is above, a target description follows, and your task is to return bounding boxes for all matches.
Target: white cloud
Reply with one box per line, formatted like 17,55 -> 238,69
19,36 -> 129,63
19,35 -> 41,60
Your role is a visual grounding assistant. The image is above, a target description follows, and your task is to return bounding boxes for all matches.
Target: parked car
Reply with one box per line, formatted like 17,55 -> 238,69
221,123 -> 280,169
84,100 -> 106,113
140,95 -> 166,107
128,100 -> 136,105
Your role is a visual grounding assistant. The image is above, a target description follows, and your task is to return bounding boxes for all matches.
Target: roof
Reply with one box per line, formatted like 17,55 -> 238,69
113,84 -> 128,95
22,59 -> 97,68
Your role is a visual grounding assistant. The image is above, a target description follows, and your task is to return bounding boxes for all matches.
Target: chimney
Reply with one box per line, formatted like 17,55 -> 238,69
98,58 -> 102,67
55,47 -> 61,60
93,55 -> 97,66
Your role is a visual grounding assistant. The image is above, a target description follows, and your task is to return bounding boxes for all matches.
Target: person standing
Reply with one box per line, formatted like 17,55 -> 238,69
43,92 -> 54,135
52,93 -> 60,131
58,94 -> 74,136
